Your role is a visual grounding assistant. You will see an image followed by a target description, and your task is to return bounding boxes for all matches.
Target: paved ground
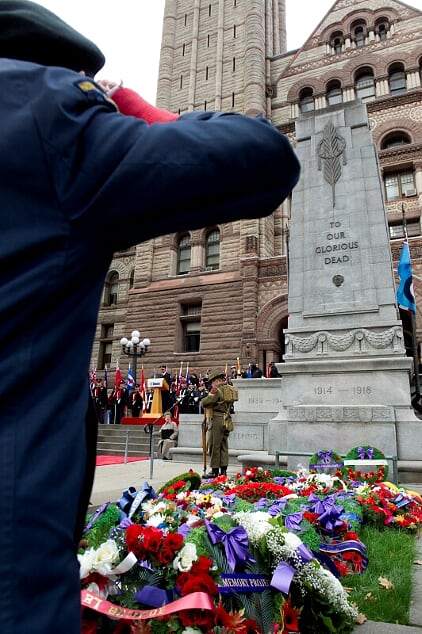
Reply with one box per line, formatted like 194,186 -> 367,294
91,458 -> 422,633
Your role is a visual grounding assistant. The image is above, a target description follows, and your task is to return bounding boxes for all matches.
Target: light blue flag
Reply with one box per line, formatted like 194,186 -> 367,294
397,239 -> 416,314
127,366 -> 135,390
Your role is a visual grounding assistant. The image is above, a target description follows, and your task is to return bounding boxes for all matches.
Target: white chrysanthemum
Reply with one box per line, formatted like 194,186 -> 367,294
234,511 -> 272,545
176,491 -> 188,501
283,532 -> 303,550
210,496 -> 223,508
145,513 -> 168,527
308,473 -> 334,487
144,499 -> 169,515
182,627 -> 201,634
141,499 -> 157,514
173,542 -> 198,572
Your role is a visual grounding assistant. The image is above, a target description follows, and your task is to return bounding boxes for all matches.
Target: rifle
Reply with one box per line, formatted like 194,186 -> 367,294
201,417 -> 207,477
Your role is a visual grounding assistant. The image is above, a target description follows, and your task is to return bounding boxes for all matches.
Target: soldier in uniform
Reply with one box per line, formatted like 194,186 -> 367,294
201,369 -> 231,478
130,384 -> 143,417
92,377 -> 108,423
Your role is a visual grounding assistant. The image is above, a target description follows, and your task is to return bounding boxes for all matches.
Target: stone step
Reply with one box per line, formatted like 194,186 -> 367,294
97,447 -> 150,457
170,446 -> 249,465
97,427 -> 156,456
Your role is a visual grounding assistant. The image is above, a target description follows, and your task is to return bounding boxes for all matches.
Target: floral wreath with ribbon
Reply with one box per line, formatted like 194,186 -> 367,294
308,449 -> 344,477
342,445 -> 388,484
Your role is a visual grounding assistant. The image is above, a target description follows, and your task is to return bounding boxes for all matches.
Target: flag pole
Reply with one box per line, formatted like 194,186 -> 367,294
402,205 -> 421,400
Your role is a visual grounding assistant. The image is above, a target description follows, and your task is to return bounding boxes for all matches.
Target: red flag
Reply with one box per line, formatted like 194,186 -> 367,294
115,360 -> 121,388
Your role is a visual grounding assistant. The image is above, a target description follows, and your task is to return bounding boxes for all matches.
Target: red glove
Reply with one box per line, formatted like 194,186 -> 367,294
111,86 -> 179,124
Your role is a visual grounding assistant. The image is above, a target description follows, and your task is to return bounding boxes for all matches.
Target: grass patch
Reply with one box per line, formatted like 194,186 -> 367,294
341,525 -> 417,624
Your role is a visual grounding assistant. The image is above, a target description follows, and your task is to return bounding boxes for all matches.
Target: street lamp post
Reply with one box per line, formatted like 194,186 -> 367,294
120,330 -> 151,387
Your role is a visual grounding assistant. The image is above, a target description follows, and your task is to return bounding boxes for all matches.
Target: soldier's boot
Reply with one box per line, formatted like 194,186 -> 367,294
203,468 -> 219,479
220,467 -> 227,476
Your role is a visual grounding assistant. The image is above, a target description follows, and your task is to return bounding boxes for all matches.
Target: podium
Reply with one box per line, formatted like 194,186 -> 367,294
122,377 -> 169,426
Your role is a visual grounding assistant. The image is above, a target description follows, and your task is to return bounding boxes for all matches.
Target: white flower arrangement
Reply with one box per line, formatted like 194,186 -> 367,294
173,542 -> 198,572
296,563 -> 358,620
233,510 -> 273,546
78,538 -> 120,579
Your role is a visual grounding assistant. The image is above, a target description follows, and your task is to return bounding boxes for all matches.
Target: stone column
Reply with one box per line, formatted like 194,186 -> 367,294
243,0 -> 266,116
269,102 -> 420,469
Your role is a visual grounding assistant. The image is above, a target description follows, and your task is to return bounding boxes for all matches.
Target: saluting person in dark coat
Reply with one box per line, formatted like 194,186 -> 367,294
0,3 -> 300,632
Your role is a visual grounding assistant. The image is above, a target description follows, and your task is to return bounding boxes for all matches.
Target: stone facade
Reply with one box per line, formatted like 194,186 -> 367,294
91,0 -> 422,385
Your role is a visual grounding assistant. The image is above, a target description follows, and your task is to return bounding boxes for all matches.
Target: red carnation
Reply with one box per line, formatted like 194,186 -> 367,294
157,547 -> 175,566
179,608 -> 214,629
125,524 -> 145,558
178,572 -> 219,597
143,526 -> 163,552
192,556 -> 213,574
163,532 -> 184,553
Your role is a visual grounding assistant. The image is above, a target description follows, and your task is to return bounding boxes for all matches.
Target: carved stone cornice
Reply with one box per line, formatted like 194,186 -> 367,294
366,89 -> 422,113
285,326 -> 404,358
378,142 -> 422,165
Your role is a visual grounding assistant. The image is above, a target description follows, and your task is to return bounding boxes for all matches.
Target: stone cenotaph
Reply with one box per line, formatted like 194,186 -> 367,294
268,101 -> 420,469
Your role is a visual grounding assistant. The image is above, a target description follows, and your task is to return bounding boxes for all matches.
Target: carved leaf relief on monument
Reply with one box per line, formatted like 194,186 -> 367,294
317,121 -> 347,207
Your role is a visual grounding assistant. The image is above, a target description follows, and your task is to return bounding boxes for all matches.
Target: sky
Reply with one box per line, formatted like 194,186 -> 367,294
36,0 -> 422,104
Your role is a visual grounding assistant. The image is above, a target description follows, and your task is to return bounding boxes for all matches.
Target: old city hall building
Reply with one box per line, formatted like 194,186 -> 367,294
91,0 -> 422,382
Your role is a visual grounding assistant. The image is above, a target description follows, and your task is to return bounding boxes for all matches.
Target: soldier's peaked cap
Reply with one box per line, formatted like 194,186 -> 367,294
0,1 -> 105,75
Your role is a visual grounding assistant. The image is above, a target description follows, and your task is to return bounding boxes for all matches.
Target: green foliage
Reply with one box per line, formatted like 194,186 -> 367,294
82,504 -> 120,549
185,525 -> 213,560
157,470 -> 201,494
232,498 -> 254,513
270,469 -> 297,478
342,525 -> 416,624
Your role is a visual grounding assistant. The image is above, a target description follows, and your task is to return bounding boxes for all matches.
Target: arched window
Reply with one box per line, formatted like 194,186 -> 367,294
355,68 -> 375,103
299,87 -> 314,113
388,63 -> 406,95
206,229 -> 220,270
177,234 -> 191,275
375,17 -> 390,40
326,80 -> 342,105
381,132 -> 411,150
105,272 -> 119,306
330,31 -> 343,54
351,21 -> 367,48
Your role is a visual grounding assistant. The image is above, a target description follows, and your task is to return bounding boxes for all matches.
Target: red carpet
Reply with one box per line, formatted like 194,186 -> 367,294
96,455 -> 148,466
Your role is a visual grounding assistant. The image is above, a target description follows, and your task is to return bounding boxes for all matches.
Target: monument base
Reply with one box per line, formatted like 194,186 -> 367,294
268,356 -> 421,468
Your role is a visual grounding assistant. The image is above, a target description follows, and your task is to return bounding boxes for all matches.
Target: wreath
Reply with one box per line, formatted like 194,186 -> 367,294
342,445 -> 388,484
308,449 -> 343,477
157,470 -> 202,496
